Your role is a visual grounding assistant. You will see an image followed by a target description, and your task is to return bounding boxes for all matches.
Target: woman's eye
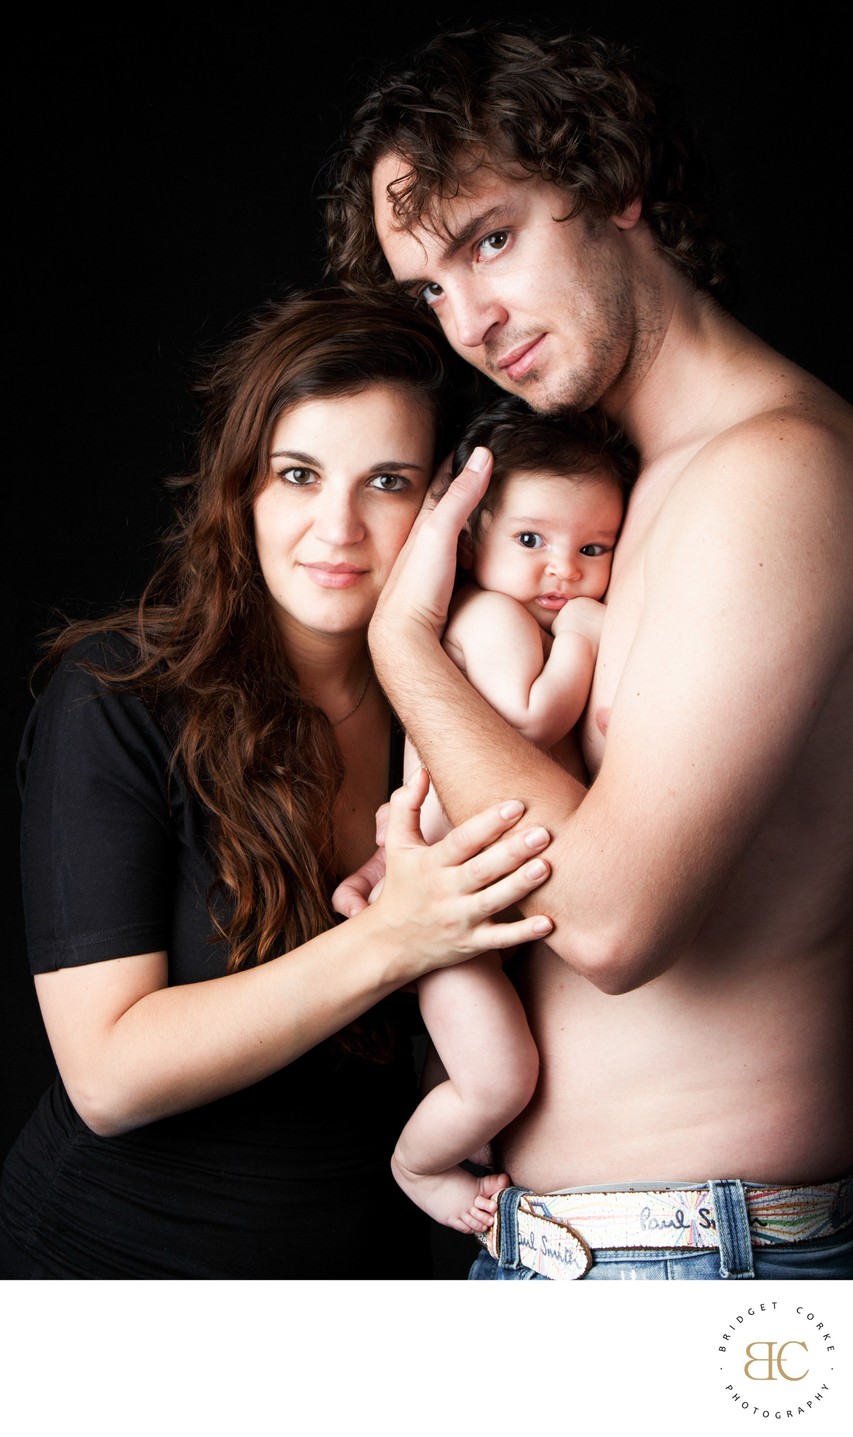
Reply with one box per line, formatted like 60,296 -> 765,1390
369,474 -> 409,493
419,282 -> 444,307
479,231 -> 509,258
579,544 -> 609,557
279,467 -> 315,486
517,532 -> 544,549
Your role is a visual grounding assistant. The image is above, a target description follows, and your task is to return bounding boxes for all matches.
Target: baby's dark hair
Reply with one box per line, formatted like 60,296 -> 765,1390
448,397 -> 637,544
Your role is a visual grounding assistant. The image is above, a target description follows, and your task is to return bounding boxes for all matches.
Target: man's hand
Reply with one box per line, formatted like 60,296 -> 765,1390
369,446 -> 494,667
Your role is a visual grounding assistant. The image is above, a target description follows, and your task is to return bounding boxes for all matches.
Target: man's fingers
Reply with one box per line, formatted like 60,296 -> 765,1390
427,445 -> 493,517
371,448 -> 495,645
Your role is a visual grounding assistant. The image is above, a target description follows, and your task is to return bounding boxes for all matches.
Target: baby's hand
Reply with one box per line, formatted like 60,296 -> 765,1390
551,596 -> 606,645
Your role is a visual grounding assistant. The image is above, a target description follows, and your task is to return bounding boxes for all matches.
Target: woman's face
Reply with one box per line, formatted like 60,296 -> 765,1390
253,384 -> 435,648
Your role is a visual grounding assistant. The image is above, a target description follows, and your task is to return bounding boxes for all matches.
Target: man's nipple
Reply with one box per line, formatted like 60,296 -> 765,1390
595,706 -> 610,737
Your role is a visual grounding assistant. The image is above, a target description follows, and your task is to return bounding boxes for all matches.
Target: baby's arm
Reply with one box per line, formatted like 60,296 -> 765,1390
447,588 -> 603,750
391,954 -> 539,1233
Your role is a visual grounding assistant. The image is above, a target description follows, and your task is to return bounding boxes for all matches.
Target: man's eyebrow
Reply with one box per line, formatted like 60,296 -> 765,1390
392,205 -> 514,290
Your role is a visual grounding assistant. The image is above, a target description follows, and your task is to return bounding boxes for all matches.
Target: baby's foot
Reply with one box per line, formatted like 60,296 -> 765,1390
391,1155 -> 511,1233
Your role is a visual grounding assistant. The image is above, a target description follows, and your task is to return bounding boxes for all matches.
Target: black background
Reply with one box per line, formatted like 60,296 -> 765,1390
3,3 -> 851,1278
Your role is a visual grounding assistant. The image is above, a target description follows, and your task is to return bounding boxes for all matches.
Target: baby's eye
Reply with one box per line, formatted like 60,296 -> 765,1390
279,467 -> 315,486
516,532 -> 544,549
579,543 -> 610,557
478,231 -> 509,258
369,474 -> 410,493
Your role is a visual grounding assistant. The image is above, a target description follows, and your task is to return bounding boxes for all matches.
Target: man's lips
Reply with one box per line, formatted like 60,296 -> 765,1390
301,563 -> 367,589
497,334 -> 546,382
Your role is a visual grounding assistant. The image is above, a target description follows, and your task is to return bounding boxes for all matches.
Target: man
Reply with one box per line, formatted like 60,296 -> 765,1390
325,24 -> 853,1279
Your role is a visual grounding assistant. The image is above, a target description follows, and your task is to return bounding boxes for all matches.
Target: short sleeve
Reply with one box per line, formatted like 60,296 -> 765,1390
18,637 -> 177,973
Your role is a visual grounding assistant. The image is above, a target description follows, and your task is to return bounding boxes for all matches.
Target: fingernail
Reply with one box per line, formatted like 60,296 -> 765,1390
498,800 -> 524,820
467,446 -> 490,473
523,826 -> 550,849
532,917 -> 554,934
525,859 -> 548,880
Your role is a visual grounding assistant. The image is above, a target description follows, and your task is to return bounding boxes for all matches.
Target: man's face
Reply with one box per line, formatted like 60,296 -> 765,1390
372,155 -> 644,416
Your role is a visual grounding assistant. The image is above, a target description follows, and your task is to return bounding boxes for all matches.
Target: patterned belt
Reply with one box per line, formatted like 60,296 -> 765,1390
481,1177 -> 853,1281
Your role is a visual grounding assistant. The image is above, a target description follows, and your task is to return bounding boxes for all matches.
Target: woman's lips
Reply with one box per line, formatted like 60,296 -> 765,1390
302,564 -> 367,589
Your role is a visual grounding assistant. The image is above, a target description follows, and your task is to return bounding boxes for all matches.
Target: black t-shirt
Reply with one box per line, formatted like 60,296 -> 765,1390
1,634 -> 428,1278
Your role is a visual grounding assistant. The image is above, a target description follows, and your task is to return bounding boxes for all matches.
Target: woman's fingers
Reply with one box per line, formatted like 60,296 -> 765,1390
331,848 -> 386,917
379,773 -> 555,954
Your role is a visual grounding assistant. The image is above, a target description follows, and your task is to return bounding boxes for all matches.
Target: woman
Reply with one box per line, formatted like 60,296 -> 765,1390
0,290 -> 554,1279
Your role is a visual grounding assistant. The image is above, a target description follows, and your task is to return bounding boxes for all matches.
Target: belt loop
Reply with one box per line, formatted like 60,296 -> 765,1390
710,1179 -> 754,1278
495,1186 -> 526,1270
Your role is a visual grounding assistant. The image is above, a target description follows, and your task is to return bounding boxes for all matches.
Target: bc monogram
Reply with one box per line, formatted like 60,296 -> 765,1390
743,1341 -> 809,1382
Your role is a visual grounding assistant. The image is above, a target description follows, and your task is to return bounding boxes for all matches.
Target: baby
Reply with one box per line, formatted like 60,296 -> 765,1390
341,399 -> 635,1233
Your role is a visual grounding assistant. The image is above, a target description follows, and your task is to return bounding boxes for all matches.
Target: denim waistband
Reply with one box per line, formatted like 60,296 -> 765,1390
482,1176 -> 853,1282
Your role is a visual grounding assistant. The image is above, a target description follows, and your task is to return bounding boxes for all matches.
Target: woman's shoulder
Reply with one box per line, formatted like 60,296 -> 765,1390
50,627 -> 143,683
19,628 -> 174,785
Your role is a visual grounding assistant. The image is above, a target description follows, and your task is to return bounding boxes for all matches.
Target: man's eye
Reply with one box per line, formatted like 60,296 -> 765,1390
517,532 -> 544,549
369,474 -> 409,493
280,467 -> 315,486
419,282 -> 444,307
579,544 -> 610,557
479,231 -> 509,257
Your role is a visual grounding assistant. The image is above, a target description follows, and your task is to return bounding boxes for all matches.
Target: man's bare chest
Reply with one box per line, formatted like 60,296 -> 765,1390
580,537 -> 645,775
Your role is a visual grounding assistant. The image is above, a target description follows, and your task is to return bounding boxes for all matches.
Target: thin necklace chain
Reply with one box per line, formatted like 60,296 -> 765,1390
330,669 -> 372,727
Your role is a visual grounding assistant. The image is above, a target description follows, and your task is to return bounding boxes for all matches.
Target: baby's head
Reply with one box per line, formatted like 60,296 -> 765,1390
450,399 -> 636,626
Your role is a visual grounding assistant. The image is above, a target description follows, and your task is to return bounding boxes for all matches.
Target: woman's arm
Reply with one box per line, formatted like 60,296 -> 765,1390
34,770 -> 554,1136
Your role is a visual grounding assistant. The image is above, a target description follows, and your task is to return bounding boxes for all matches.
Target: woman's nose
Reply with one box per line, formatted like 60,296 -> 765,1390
314,490 -> 365,546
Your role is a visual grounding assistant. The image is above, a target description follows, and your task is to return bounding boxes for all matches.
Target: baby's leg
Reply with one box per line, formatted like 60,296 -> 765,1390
392,954 -> 539,1233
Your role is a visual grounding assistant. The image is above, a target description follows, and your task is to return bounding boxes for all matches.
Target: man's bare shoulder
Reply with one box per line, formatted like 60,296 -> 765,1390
661,379 -> 853,545
710,358 -> 849,468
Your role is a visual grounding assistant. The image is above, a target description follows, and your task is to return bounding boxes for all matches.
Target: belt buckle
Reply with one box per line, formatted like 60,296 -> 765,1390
482,1196 -> 594,1280
519,1208 -> 593,1280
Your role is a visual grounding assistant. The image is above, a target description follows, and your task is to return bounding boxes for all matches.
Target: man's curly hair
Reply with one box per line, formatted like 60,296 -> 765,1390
325,24 -> 734,304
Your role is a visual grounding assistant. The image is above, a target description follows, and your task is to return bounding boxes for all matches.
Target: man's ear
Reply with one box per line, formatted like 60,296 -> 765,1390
612,197 -> 642,230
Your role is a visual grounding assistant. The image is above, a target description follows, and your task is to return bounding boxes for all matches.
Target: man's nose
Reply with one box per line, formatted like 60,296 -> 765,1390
449,284 -> 507,351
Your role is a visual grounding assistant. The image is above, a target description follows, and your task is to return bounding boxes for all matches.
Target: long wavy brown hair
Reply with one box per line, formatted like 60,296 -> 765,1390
44,289 -> 467,991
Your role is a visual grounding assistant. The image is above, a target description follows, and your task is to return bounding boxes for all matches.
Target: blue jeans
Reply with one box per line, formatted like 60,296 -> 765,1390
468,1182 -> 853,1281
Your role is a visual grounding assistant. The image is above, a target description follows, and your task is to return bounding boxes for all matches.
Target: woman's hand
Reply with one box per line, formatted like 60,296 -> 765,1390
332,802 -> 391,916
362,767 -> 553,980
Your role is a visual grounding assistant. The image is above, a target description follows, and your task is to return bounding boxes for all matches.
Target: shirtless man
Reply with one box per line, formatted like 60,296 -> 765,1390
325,24 -> 853,1280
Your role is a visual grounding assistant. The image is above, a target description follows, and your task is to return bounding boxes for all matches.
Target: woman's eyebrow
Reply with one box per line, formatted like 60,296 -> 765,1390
270,449 -> 427,471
